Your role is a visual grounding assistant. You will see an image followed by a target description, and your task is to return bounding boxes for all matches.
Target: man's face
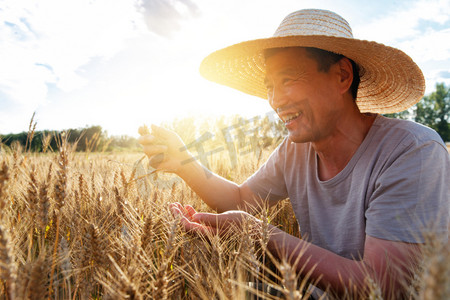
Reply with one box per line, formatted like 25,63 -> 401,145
264,47 -> 344,144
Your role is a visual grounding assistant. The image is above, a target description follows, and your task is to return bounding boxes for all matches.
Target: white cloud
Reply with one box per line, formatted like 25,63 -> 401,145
398,28 -> 450,63
352,0 -> 450,95
140,0 -> 201,37
354,0 -> 450,44
0,45 -> 55,106
422,68 -> 450,94
0,0 -> 146,107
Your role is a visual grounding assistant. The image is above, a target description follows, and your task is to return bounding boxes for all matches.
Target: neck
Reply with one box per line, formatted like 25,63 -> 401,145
313,112 -> 376,181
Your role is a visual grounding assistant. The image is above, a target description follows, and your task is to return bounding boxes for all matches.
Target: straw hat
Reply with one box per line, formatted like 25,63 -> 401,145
199,9 -> 425,113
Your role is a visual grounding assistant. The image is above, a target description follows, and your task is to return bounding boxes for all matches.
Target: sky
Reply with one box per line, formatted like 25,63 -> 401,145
1,0 -> 450,136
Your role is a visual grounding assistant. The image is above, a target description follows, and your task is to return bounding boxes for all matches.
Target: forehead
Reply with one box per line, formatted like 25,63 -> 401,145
264,48 -> 316,75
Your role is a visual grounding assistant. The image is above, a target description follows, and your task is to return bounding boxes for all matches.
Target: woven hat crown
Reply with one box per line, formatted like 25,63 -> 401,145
274,9 -> 353,39
199,9 -> 425,113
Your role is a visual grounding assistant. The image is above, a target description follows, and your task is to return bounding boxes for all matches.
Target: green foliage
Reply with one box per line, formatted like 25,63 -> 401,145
107,135 -> 141,152
383,110 -> 411,120
385,82 -> 450,142
0,125 -> 140,153
414,83 -> 450,141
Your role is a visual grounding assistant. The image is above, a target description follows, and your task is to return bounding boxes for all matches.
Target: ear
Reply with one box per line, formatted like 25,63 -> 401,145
337,57 -> 353,96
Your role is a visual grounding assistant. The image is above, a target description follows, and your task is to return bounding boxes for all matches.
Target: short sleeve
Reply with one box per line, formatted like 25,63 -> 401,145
366,139 -> 449,243
246,139 -> 289,205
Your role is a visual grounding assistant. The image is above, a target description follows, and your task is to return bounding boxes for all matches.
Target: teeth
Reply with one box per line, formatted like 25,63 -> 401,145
283,112 -> 300,123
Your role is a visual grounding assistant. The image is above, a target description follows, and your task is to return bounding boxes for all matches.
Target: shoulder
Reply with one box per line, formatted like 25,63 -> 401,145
361,115 -> 449,175
373,116 -> 447,151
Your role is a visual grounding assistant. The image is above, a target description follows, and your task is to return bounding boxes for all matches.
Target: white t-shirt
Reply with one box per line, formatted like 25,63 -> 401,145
246,115 -> 449,259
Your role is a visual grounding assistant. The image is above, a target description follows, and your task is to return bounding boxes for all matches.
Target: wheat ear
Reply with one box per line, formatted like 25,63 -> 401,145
49,133 -> 69,298
0,161 -> 9,211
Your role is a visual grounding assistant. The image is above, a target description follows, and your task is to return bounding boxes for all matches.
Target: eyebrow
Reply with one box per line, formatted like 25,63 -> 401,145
264,68 -> 302,86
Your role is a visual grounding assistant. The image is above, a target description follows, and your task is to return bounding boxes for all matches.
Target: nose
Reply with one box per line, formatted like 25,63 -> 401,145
268,83 -> 288,111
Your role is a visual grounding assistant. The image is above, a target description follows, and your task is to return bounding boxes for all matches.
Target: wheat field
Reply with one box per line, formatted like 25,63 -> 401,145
0,134 -> 449,299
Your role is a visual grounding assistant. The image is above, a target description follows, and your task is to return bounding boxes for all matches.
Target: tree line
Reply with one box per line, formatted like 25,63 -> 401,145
0,125 -> 141,153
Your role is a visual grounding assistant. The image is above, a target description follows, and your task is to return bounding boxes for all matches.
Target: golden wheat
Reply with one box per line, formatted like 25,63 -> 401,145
0,132 -> 448,300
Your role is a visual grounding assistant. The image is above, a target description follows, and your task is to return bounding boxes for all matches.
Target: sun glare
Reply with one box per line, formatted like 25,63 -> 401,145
95,9 -> 273,138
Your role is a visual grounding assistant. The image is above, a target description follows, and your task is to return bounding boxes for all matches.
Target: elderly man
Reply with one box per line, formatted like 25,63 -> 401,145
139,9 -> 449,298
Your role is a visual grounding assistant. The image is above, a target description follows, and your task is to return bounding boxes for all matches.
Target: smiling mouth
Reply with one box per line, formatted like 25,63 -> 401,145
281,112 -> 301,124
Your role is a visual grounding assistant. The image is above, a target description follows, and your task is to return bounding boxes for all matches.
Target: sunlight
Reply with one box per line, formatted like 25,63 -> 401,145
92,11 -> 274,137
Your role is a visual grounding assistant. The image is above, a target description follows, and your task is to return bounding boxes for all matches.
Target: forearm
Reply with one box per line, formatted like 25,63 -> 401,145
176,158 -> 242,212
267,226 -> 375,297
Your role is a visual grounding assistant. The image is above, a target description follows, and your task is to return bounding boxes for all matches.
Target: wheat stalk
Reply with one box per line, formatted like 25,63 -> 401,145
49,133 -> 70,298
0,223 -> 17,300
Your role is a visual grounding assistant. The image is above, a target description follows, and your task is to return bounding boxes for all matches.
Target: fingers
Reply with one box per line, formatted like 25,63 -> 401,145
138,124 -> 167,140
142,145 -> 167,156
170,202 -> 195,220
169,203 -> 209,234
138,126 -> 172,163
140,143 -> 167,157
138,125 -> 150,136
138,134 -> 165,146
170,202 -> 184,217
151,124 -> 172,138
184,205 -> 197,219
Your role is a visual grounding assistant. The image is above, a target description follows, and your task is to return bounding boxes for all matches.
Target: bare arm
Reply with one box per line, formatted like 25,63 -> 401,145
176,159 -> 262,212
267,226 -> 420,298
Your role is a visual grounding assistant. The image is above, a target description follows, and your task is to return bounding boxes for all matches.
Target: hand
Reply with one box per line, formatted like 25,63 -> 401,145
169,202 -> 261,237
169,202 -> 210,234
138,125 -> 192,173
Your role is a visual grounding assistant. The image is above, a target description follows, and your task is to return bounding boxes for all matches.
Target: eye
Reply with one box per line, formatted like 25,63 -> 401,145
264,80 -> 273,91
282,78 -> 292,85
282,75 -> 301,85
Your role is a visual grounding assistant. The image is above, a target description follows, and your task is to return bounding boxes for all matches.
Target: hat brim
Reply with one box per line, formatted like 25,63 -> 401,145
199,35 -> 425,113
